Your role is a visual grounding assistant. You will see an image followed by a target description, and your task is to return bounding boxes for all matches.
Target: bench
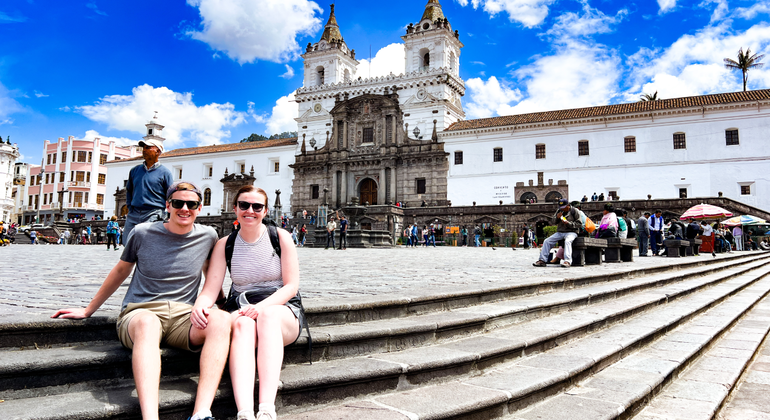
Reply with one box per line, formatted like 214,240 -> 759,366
605,238 -> 638,263
685,238 -> 703,256
559,237 -> 608,266
664,239 -> 690,257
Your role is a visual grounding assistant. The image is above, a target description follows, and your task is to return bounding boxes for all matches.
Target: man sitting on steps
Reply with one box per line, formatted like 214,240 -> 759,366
533,198 -> 582,268
53,181 -> 230,420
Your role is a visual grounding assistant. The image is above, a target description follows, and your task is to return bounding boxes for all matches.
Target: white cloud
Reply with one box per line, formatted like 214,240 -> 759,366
279,64 -> 295,79
81,130 -> 135,147
735,2 -> 770,19
356,43 -> 406,79
265,91 -> 297,135
86,2 -> 108,16
76,84 -> 249,147
464,76 -> 523,119
471,61 -> 486,65
657,0 -> 677,14
624,23 -> 770,100
456,0 -> 557,28
0,11 -> 27,23
185,0 -> 322,64
0,81 -> 23,125
34,90 -> 48,98
545,3 -> 626,39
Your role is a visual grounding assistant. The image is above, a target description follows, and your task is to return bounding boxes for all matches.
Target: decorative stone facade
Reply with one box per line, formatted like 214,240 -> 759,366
514,172 -> 569,204
291,92 -> 449,212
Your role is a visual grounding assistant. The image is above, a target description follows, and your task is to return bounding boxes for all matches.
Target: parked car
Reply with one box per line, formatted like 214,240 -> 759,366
19,223 -> 46,233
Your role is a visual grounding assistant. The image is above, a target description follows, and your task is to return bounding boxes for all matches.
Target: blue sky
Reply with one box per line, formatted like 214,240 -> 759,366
1,0 -> 769,164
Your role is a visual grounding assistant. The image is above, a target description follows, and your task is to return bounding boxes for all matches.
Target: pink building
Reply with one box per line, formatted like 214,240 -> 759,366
22,136 -> 138,224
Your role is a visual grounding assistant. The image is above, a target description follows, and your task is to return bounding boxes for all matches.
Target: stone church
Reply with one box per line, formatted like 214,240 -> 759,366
290,0 -> 462,211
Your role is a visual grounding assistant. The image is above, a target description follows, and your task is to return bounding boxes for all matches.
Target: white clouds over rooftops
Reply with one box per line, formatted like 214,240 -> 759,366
265,91 -> 298,135
455,0 -> 557,28
185,0 -> 323,64
356,43 -> 407,79
76,84 -> 250,147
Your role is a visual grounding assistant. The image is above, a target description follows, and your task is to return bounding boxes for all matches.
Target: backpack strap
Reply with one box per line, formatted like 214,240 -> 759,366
224,230 -> 238,273
267,225 -> 282,258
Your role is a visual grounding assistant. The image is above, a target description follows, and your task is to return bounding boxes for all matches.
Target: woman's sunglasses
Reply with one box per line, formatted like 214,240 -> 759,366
237,201 -> 265,212
169,199 -> 201,210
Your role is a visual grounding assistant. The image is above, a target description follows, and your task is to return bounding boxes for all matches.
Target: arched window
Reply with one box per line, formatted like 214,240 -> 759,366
578,140 -> 589,156
316,66 -> 325,86
343,68 -> 351,82
203,188 -> 211,206
545,191 -> 563,202
520,192 -> 537,204
449,51 -> 457,73
419,48 -> 430,71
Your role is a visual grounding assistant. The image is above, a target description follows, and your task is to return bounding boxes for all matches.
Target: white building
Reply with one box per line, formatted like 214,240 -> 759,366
0,138 -> 20,223
441,90 -> 770,210
104,138 -> 297,219
295,0 -> 465,149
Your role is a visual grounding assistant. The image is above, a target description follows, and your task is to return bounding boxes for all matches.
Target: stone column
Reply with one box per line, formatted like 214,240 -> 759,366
390,164 -> 397,203
378,168 -> 386,204
341,169 -> 348,206
331,170 -> 338,209
343,121 -> 348,149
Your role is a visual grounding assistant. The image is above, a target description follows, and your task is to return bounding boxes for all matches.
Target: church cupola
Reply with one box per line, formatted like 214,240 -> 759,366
301,4 -> 358,88
402,0 -> 462,75
144,112 -> 166,143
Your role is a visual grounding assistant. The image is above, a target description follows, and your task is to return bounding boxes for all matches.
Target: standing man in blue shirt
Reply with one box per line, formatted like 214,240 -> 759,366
649,209 -> 665,256
123,138 -> 173,243
337,213 -> 348,250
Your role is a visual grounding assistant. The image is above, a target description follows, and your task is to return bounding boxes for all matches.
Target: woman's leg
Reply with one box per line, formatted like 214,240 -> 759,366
256,305 -> 300,407
230,314 -> 257,413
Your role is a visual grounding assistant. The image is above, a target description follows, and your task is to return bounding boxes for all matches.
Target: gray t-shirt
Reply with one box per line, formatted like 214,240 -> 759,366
120,221 -> 218,311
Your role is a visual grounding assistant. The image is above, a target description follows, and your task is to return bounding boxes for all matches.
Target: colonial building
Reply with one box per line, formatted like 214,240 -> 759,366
290,0 -> 462,211
0,137 -> 20,223
21,136 -> 137,224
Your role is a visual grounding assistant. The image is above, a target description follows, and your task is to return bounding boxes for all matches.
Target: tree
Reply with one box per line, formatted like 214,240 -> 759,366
639,91 -> 659,102
240,131 -> 299,143
724,47 -> 765,92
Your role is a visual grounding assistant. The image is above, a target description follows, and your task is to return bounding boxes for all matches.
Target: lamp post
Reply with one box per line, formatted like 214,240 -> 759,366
35,158 -> 45,224
58,185 -> 68,221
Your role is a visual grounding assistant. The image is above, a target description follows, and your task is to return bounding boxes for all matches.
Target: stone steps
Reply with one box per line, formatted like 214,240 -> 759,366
282,263 -> 770,419
1,252 -> 768,419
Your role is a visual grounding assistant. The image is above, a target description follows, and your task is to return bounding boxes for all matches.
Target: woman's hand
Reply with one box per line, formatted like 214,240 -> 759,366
238,304 -> 263,320
191,304 -> 211,329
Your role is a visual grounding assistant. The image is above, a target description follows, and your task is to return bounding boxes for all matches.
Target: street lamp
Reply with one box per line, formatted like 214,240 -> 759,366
413,127 -> 420,138
35,158 -> 45,224
58,185 -> 68,220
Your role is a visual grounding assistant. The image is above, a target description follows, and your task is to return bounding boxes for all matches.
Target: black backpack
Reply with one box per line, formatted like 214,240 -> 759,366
223,224 -> 312,363
624,217 -> 636,239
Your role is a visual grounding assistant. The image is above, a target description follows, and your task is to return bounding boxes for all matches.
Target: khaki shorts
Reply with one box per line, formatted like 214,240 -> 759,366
116,301 -> 196,352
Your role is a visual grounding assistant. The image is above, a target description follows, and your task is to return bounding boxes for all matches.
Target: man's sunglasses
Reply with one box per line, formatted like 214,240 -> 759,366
237,201 -> 265,212
169,199 -> 201,210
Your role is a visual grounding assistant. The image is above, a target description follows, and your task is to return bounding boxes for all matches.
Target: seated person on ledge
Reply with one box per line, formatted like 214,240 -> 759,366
533,198 -> 582,268
52,181 -> 230,420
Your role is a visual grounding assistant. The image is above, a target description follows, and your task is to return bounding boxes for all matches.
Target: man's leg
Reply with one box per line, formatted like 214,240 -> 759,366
539,233 -> 562,263
187,308 -> 231,416
563,233 -> 577,264
126,311 -> 164,420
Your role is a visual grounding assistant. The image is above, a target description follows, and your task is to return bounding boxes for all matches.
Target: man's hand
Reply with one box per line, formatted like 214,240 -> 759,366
191,305 -> 210,329
51,308 -> 90,319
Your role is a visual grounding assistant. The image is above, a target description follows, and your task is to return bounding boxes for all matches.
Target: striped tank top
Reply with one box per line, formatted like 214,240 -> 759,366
230,230 -> 283,293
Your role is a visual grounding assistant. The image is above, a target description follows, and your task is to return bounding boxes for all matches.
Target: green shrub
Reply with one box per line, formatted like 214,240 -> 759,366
543,225 -> 558,238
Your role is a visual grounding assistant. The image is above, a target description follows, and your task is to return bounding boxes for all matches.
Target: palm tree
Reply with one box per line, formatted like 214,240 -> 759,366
724,47 -> 765,92
639,91 -> 659,102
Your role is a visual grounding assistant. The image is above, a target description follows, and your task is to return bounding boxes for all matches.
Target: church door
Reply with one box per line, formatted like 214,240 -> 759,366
359,178 -> 378,205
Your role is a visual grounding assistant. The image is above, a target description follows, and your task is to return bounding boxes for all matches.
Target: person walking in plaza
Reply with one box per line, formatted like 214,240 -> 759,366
637,212 -> 651,256
733,225 -> 743,251
29,229 -> 37,244
522,225 -> 531,249
411,224 -> 419,247
474,225 -> 481,247
52,181 -> 230,420
324,215 -> 336,250
461,226 -> 468,247
63,228 -> 71,245
298,224 -> 307,247
338,214 -> 348,250
649,210 -> 665,256
533,199 -> 581,268
106,215 -> 120,250
206,186 -> 305,420
123,138 -> 173,244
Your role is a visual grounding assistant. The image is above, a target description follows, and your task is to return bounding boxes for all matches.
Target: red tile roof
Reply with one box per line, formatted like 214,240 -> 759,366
445,89 -> 770,132
115,138 -> 298,162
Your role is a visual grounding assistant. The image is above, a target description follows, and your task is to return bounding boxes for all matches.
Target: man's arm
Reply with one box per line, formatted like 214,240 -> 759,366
125,169 -> 134,212
52,260 -> 135,319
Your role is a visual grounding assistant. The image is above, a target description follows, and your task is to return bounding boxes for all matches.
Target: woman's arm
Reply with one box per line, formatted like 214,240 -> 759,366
191,237 -> 229,329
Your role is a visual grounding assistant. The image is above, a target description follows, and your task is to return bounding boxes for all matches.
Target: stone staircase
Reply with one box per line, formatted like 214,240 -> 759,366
2,252 -> 770,420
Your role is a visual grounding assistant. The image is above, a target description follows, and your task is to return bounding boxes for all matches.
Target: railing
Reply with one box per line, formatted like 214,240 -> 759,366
68,181 -> 91,188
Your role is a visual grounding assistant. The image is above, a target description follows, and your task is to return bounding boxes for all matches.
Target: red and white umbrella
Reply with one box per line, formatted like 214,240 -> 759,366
679,204 -> 733,220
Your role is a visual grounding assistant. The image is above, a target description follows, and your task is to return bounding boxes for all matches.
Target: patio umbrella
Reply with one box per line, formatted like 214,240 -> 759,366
723,215 -> 768,227
679,204 -> 733,220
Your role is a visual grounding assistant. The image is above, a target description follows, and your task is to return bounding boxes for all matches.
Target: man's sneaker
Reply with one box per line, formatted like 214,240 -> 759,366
532,260 -> 547,267
561,261 -> 571,268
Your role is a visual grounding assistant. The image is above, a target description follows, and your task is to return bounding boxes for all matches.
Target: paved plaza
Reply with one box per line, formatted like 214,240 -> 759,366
0,243 -> 735,321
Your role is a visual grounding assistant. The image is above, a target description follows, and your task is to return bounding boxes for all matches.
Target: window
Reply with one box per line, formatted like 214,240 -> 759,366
43,194 -> 47,205
100,154 -> 108,165
679,188 -> 688,198
148,128 -> 153,135
673,133 -> 686,149
416,178 -> 426,194
62,152 -> 67,162
59,173 -> 65,183
363,127 -> 374,143
177,168 -> 183,179
203,164 -> 213,179
70,171 -> 74,181
74,192 -> 82,206
88,152 -> 92,163
77,151 -> 87,162
28,195 -> 33,207
608,191 -> 618,200
203,188 -> 211,206
624,136 -> 636,153
98,173 -> 106,185
493,148 -> 503,162
84,192 -> 89,203
96,194 -> 104,205
578,140 -> 590,156
741,185 -> 751,195
76,171 -> 85,182
52,153 -> 56,164
454,151 -> 463,165
535,144 -> 546,159
47,154 -> 52,165
726,129 -> 739,146
311,185 -> 319,199
316,66 -> 325,85
45,174 -> 50,184
86,172 -> 91,183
